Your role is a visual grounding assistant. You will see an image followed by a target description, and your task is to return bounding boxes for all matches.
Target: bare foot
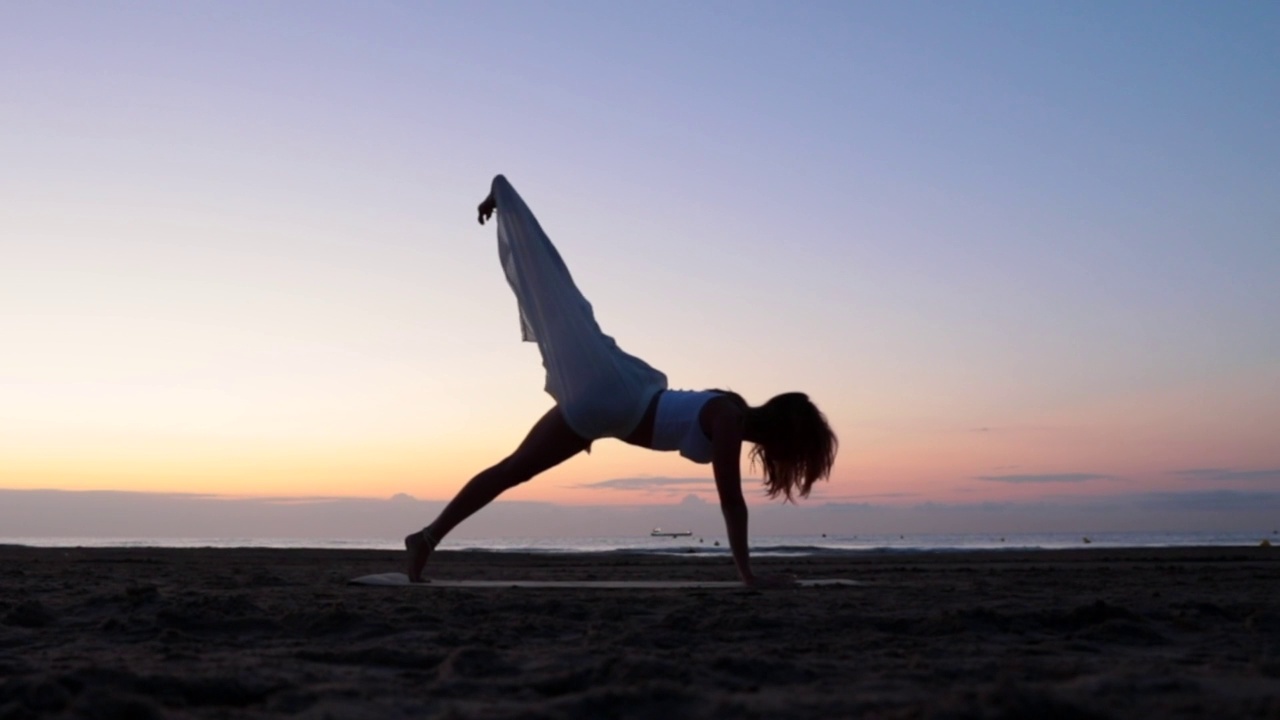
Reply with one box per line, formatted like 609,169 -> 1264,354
404,531 -> 433,583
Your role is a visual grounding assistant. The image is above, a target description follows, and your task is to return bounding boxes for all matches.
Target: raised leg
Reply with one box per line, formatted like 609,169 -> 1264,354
405,405 -> 589,582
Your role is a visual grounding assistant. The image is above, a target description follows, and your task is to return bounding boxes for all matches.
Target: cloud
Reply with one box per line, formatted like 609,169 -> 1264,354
904,490 -> 1280,514
816,492 -> 917,502
1129,490 -> 1280,511
974,473 -> 1109,484
575,476 -> 714,492
811,490 -> 1280,534
1168,468 -> 1280,484
813,502 -> 875,511
0,489 -> 563,540
247,497 -> 355,506
4,487 -> 1280,540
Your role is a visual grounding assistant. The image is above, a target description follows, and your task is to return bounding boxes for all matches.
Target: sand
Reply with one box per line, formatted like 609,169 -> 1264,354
2,545 -> 1278,719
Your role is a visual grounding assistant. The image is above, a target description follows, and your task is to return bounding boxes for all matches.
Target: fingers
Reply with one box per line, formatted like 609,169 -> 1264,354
477,197 -> 496,225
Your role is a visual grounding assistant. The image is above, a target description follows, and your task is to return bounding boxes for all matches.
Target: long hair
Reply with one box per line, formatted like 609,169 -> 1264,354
711,390 -> 838,502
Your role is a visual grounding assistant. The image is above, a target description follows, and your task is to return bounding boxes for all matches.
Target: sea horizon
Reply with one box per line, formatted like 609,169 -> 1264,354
4,529 -> 1275,556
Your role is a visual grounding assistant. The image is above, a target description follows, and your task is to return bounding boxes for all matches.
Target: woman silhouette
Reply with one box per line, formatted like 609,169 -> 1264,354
405,176 -> 837,587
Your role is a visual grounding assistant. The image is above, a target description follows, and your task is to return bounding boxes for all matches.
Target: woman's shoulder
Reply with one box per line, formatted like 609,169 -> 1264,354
702,389 -> 747,411
698,391 -> 747,435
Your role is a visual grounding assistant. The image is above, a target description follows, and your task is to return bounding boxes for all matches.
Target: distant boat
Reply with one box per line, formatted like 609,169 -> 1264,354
650,528 -> 692,538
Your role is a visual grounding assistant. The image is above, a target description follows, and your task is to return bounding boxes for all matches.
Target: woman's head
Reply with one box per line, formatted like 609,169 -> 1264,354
742,392 -> 838,502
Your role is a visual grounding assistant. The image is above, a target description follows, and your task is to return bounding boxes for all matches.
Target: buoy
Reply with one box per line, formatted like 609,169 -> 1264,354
1261,539 -> 1273,548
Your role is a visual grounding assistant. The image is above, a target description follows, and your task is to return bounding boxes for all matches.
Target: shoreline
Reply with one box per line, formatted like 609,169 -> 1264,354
2,536 -> 1275,554
3,545 -> 1278,717
1,542 -> 1276,562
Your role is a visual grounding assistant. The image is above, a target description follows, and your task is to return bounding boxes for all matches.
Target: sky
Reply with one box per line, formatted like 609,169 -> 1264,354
2,1 -> 1278,538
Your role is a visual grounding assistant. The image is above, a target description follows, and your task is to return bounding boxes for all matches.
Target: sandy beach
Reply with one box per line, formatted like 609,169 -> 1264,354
2,545 -> 1278,719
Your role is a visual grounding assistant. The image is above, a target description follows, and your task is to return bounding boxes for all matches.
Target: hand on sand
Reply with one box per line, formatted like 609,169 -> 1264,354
746,573 -> 797,589
477,195 -> 496,225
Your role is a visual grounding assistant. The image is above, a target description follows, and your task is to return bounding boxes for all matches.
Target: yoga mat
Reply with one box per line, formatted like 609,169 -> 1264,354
349,573 -> 862,588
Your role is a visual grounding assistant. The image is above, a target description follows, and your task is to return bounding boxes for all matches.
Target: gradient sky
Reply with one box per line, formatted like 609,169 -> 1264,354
3,2 -> 1278,533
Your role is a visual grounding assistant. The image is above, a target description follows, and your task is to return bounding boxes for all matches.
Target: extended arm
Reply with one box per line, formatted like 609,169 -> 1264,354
710,405 -> 753,585
708,397 -> 797,589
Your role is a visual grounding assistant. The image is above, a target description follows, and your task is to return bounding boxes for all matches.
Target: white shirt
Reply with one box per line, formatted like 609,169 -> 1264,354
651,390 -> 720,464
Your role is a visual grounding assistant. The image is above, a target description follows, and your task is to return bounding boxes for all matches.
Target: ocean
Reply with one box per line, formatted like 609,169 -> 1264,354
3,530 -> 1274,555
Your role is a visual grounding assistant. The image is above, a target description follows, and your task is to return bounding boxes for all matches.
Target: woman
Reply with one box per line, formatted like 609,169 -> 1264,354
405,175 -> 837,588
